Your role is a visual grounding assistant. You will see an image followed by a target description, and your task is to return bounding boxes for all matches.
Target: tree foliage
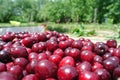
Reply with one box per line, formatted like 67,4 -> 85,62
0,0 -> 120,23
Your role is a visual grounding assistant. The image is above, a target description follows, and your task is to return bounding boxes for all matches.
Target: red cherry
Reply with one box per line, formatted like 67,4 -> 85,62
71,40 -> 83,49
94,68 -> 111,80
28,52 -> 38,61
14,57 -> 28,69
58,65 -> 78,80
59,56 -> 75,67
0,72 -> 15,80
69,48 -> 80,61
76,61 -> 92,73
8,65 -> 23,80
46,40 -> 58,52
22,74 -> 38,80
58,41 -> 69,50
113,66 -> 120,80
37,53 -> 48,61
79,71 -> 99,80
0,62 -> 6,72
35,60 -> 57,80
10,46 -> 28,58
22,37 -> 34,48
49,55 -> 62,66
92,62 -> 103,71
53,48 -> 64,57
113,48 -> 120,58
80,50 -> 94,63
26,59 -> 38,74
106,39 -> 117,48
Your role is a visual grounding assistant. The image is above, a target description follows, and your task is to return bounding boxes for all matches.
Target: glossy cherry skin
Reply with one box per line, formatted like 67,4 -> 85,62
71,40 -> 83,49
59,56 -> 75,67
49,36 -> 58,42
12,41 -> 21,48
58,41 -> 69,50
22,70 -> 28,77
1,32 -> 15,42
28,52 -> 38,61
0,50 -> 12,63
3,42 -> 12,48
37,53 -> 48,61
76,61 -> 92,73
22,37 -> 34,48
80,50 -> 94,63
113,66 -> 120,80
58,36 -> 67,41
8,65 -> 23,80
102,52 -> 112,60
113,48 -> 120,58
94,68 -> 111,80
79,71 -> 99,80
31,33 -> 46,42
0,45 -> 3,50
45,78 -> 56,80
35,59 -> 57,80
26,59 -> 38,74
10,46 -> 28,58
103,57 -> 119,72
67,38 -> 74,45
108,56 -> 119,64
83,41 -> 94,49
52,31 -> 59,37
46,40 -> 58,52
106,39 -> 117,48
49,55 -> 62,66
0,41 -> 6,46
22,74 -> 38,80
32,42 -> 46,53
58,65 -> 78,80
81,45 -> 93,51
26,48 -> 32,54
93,55 -> 103,63
69,48 -> 80,61
64,47 -> 72,56
14,57 -> 28,69
94,42 -> 108,56
108,48 -> 115,54
92,62 -> 103,71
53,48 -> 64,57
44,51 -> 52,57
0,72 -> 15,80
0,62 -> 6,72
6,62 -> 14,71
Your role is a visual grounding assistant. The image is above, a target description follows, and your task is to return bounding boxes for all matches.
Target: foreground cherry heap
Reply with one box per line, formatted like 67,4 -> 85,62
0,31 -> 120,80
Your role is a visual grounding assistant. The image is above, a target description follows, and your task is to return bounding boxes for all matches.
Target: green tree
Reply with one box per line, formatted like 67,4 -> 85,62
11,0 -> 37,22
0,0 -> 14,22
105,0 -> 120,24
95,0 -> 113,23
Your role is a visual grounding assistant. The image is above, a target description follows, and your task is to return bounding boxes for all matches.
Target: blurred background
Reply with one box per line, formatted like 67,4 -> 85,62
0,0 -> 120,42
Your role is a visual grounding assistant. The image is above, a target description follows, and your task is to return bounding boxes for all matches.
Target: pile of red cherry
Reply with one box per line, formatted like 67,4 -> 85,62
0,30 -> 120,80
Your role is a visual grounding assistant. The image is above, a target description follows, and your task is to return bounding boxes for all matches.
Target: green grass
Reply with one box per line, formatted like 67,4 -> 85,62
0,22 -> 120,44
0,22 -> 118,32
45,22 -> 117,33
0,22 -> 118,33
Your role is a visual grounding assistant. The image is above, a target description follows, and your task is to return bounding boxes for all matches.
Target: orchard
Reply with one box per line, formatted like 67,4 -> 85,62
0,30 -> 120,80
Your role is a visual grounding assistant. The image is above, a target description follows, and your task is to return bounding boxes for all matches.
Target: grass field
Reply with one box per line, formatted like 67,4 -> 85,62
45,22 -> 120,44
0,22 -> 120,44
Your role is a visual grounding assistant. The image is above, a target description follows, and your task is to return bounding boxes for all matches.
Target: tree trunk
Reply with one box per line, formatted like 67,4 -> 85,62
93,8 -> 97,23
76,15 -> 79,22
